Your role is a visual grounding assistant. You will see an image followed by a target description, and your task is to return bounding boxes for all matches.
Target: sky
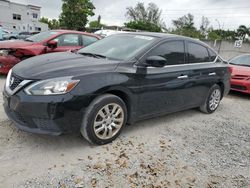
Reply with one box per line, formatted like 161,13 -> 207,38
11,0 -> 250,30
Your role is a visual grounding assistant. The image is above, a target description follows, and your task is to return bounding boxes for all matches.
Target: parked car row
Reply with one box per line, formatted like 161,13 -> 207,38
2,31 -> 39,40
2,32 -> 231,145
0,30 -> 101,74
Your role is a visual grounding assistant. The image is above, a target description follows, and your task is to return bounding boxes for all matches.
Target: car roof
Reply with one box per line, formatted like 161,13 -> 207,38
49,30 -> 100,38
123,32 -> 189,39
116,32 -> 213,49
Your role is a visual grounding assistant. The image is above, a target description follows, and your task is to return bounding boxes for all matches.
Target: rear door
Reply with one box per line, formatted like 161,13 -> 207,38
135,40 -> 198,118
185,41 -> 220,105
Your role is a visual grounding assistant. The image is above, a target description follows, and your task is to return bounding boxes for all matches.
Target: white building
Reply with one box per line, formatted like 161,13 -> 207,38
0,0 -> 48,32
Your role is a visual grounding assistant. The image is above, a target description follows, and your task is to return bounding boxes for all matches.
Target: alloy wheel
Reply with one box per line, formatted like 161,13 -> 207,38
209,89 -> 221,111
93,103 -> 124,140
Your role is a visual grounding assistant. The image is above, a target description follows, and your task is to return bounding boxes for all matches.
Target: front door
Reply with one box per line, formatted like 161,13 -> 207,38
47,34 -> 82,53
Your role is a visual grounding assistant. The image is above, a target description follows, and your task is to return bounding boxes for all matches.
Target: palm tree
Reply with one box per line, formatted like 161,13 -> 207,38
237,25 -> 250,40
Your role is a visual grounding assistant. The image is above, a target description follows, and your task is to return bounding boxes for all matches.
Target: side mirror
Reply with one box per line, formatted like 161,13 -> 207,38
145,56 -> 167,67
47,40 -> 58,48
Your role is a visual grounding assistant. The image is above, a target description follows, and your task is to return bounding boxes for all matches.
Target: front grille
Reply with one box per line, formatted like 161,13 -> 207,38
231,75 -> 249,80
14,111 -> 27,124
231,84 -> 247,91
32,118 -> 58,131
11,110 -> 27,124
9,75 -> 23,91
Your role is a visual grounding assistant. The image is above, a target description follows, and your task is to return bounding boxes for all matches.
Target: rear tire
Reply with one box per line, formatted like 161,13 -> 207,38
81,94 -> 127,145
199,84 -> 222,114
9,37 -> 17,40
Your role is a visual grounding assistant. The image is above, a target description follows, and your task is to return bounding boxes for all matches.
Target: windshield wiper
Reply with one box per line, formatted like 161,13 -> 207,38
78,52 -> 107,59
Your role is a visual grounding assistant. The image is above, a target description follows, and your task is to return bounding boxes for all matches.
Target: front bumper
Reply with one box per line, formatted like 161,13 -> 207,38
230,79 -> 250,94
0,55 -> 20,74
3,89 -> 95,135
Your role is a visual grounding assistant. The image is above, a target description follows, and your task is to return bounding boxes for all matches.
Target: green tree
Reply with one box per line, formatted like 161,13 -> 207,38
59,0 -> 95,30
200,16 -> 211,38
125,21 -> 161,32
89,15 -> 105,28
208,29 -> 236,40
39,17 -> 60,29
125,2 -> 164,32
50,19 -> 60,29
39,17 -> 50,25
171,14 -> 201,38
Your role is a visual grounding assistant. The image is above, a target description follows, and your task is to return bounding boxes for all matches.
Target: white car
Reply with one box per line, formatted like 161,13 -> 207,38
94,30 -> 128,38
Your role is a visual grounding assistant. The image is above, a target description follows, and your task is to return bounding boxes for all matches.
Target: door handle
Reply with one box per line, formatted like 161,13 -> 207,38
177,75 -> 188,79
209,72 -> 216,76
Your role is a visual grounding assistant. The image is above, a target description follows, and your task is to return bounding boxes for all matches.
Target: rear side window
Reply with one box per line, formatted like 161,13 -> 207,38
188,42 -> 210,63
82,35 -> 98,46
208,48 -> 217,61
147,41 -> 185,65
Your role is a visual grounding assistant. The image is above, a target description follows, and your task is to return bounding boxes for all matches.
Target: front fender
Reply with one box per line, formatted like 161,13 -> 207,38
71,72 -> 130,96
14,46 -> 46,57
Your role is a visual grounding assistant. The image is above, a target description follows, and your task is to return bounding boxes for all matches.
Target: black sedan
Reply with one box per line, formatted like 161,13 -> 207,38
3,33 -> 231,145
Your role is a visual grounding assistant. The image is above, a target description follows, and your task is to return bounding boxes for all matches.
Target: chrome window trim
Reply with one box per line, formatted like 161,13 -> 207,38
5,69 -> 32,96
135,55 -> 219,69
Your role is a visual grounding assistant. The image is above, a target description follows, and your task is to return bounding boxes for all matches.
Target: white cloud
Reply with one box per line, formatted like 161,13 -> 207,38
10,0 -> 250,29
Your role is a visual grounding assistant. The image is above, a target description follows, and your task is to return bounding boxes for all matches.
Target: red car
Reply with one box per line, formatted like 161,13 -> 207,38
229,54 -> 250,94
0,30 -> 101,74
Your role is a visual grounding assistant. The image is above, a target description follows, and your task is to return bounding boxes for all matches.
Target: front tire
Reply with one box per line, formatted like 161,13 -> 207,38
199,84 -> 222,114
81,94 -> 127,145
9,37 -> 17,40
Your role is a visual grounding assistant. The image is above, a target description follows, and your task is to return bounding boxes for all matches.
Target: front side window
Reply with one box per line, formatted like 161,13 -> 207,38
146,41 -> 185,65
82,35 -> 98,46
78,35 -> 156,60
188,42 -> 210,63
54,34 -> 80,46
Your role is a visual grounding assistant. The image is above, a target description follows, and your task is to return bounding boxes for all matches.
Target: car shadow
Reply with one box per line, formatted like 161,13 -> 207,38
228,90 -> 250,100
3,109 -> 197,149
0,74 -> 7,79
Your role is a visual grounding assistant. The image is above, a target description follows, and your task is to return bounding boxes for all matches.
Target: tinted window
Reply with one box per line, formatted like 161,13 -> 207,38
54,34 -> 80,46
188,42 -> 210,63
147,41 -> 185,65
208,48 -> 217,61
82,35 -> 98,46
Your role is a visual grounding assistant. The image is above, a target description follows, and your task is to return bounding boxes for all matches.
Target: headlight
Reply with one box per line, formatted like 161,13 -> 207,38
24,77 -> 80,95
0,50 -> 9,56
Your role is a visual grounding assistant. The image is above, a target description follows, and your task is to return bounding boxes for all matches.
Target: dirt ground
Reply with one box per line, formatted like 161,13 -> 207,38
0,76 -> 249,188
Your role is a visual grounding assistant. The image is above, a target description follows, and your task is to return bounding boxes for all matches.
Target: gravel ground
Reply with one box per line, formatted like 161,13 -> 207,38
0,76 -> 249,188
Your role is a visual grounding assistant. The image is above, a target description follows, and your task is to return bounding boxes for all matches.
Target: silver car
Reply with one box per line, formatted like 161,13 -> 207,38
3,31 -> 33,40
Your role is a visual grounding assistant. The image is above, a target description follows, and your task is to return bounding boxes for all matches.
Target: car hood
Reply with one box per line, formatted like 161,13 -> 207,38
13,52 -> 121,80
0,40 -> 35,49
230,64 -> 250,76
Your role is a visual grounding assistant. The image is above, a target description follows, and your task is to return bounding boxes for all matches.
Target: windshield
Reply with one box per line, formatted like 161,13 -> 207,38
78,34 -> 156,60
229,55 -> 250,67
26,31 -> 59,42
